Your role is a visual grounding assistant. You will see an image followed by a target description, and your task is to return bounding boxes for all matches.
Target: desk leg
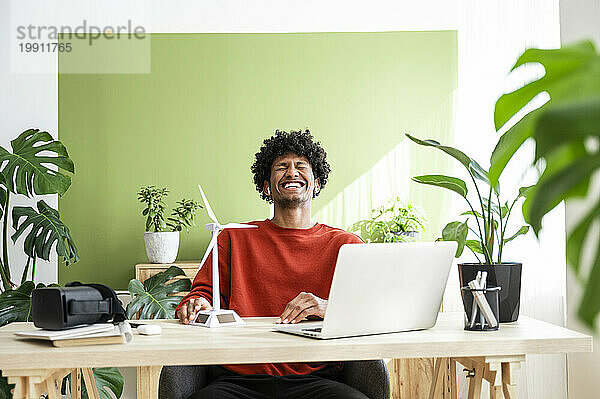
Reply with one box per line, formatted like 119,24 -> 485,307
466,363 -> 485,399
71,368 -> 82,399
487,362 -> 503,399
455,355 -> 525,399
428,358 -> 444,398
501,362 -> 518,399
4,369 -> 73,399
448,359 -> 457,399
137,366 -> 162,399
82,368 -> 100,399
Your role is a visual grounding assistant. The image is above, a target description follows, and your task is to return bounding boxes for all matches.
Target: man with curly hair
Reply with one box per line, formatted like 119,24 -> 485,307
175,129 -> 367,399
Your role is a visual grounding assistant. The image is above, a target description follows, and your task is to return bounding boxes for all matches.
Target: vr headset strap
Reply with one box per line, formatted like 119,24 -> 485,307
65,282 -> 127,323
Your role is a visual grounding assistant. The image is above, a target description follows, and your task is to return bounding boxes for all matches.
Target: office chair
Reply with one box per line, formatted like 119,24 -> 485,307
158,360 -> 390,399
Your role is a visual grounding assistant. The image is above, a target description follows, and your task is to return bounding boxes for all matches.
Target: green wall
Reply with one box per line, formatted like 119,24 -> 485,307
58,32 -> 457,288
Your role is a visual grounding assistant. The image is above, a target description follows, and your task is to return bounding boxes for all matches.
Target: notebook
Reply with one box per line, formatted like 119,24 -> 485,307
15,322 -> 133,347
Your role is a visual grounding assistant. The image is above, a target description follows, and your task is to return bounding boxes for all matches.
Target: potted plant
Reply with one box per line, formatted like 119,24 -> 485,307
406,134 -> 530,322
489,41 -> 600,328
138,186 -> 202,264
348,197 -> 427,243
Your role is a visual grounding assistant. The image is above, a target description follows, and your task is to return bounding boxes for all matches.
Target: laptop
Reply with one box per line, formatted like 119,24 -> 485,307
273,241 -> 457,339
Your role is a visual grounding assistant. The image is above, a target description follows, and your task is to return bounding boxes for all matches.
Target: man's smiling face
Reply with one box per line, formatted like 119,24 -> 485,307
265,153 -> 321,208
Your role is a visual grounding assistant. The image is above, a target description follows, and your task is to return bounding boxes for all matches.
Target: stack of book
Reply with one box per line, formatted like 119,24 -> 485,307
15,322 -> 133,347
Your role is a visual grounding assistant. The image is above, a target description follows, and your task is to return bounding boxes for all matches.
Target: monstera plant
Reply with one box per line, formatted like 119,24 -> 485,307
0,129 -> 78,292
490,40 -> 600,329
126,266 -> 192,319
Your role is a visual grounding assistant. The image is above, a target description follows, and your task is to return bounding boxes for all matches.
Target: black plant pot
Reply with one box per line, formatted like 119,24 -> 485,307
458,263 -> 522,323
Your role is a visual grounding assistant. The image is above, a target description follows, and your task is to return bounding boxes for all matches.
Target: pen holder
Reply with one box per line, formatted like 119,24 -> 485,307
461,286 -> 501,331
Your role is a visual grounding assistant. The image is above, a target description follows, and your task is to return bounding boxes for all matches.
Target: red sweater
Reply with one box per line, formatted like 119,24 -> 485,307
176,219 -> 363,376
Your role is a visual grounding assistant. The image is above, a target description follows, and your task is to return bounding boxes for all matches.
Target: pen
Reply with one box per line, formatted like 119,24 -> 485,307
479,271 -> 488,328
468,280 -> 498,328
469,272 -> 482,328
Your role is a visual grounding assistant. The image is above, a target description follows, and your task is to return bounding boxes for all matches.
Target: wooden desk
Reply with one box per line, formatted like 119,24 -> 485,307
0,313 -> 591,399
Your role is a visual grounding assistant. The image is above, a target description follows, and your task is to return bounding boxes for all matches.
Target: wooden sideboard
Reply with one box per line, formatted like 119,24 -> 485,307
135,261 -> 200,296
135,261 -> 200,281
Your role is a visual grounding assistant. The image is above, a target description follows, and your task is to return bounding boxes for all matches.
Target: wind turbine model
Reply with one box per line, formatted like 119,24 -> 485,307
190,184 -> 258,328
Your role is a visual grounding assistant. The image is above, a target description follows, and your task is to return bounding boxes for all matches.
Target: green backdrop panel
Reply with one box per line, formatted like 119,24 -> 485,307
58,32 -> 457,288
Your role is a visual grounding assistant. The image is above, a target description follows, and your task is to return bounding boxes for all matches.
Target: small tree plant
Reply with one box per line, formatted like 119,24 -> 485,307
137,186 -> 169,232
167,199 -> 202,232
137,186 -> 202,232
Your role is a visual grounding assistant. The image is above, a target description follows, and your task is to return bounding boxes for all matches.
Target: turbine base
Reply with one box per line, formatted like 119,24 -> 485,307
190,309 -> 245,328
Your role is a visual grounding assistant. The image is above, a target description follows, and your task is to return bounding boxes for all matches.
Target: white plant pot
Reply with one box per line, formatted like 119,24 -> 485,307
144,231 -> 179,264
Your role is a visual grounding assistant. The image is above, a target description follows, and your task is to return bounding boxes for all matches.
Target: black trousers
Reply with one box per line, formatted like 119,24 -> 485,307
187,365 -> 369,399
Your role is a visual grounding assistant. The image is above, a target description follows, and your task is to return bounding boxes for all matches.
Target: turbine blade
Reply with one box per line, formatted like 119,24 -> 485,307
198,231 -> 219,269
222,223 -> 259,229
198,184 -> 219,224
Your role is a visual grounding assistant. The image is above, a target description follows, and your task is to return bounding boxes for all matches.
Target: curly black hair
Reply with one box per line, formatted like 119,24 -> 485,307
251,129 -> 331,203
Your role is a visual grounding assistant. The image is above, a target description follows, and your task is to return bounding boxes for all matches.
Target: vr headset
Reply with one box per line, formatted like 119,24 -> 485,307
31,282 -> 127,330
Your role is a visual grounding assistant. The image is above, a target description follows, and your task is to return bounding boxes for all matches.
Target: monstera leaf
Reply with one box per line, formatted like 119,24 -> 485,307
489,41 -> 600,329
81,368 -> 124,399
126,266 -> 191,319
0,281 -> 55,327
0,129 -> 74,197
0,371 -> 14,399
11,200 -> 79,266
491,41 -> 600,186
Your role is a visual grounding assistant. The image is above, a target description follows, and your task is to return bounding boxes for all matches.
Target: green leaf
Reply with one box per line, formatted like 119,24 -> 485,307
469,160 -> 491,186
577,246 -> 600,329
0,129 -> 74,196
490,111 -> 538,186
466,239 -> 484,254
412,175 -> 468,198
126,266 -> 191,319
490,41 -> 600,186
534,95 -> 600,159
81,367 -> 124,399
524,153 -> 600,234
0,281 -> 36,327
489,41 -> 600,328
406,134 -> 472,169
518,185 -> 534,199
495,41 -> 598,130
406,134 -> 489,185
566,200 -> 600,273
461,210 -> 482,218
11,200 -> 79,265
503,226 -> 530,245
500,204 -> 510,219
0,371 -> 14,399
441,221 -> 469,257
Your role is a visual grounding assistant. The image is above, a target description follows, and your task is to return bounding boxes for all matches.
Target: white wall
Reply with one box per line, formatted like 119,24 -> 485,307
560,1 -> 600,398
0,0 -> 57,287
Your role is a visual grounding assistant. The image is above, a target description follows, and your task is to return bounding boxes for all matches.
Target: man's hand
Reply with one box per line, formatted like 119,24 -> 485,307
276,292 -> 327,324
176,297 -> 212,325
